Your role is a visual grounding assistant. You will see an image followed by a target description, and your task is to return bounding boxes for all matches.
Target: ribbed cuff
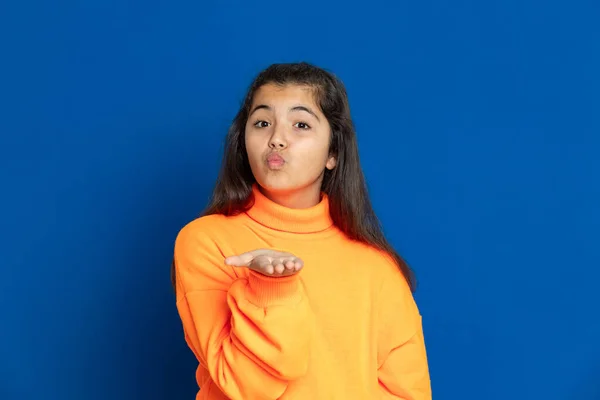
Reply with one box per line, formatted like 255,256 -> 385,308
246,270 -> 301,307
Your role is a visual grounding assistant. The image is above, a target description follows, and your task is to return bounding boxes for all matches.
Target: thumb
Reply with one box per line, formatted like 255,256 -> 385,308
224,251 -> 256,267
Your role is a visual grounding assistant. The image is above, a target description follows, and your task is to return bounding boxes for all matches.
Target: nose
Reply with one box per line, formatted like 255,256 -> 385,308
268,127 -> 288,150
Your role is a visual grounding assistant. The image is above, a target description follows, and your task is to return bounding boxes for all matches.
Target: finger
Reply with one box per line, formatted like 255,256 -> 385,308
263,263 -> 274,275
284,260 -> 295,270
294,259 -> 303,271
274,263 -> 285,274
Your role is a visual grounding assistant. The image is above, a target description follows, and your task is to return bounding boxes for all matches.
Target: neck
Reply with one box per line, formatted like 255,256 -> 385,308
246,183 -> 333,233
258,183 -> 322,209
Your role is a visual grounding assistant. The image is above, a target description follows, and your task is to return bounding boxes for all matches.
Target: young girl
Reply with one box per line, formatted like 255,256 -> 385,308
172,62 -> 431,399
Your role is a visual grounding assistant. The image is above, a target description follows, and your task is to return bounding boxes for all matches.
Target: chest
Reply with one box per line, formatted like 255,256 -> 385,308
267,237 -> 380,327
224,226 -> 383,328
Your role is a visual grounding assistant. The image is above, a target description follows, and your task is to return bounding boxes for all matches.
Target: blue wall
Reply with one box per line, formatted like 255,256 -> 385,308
1,1 -> 598,399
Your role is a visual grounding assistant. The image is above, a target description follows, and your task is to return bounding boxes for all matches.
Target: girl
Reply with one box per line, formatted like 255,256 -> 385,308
172,62 -> 431,399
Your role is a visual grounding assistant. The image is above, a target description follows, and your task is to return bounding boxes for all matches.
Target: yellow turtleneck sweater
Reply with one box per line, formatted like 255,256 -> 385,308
173,185 -> 431,399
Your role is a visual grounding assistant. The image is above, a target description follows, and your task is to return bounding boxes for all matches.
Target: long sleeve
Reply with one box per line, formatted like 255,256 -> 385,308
173,222 -> 313,400
377,266 -> 432,399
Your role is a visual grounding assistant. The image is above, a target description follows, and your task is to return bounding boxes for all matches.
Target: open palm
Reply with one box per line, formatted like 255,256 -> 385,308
225,249 -> 303,277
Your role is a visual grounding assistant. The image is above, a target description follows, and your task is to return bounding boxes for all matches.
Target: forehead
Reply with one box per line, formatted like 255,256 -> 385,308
251,83 -> 319,108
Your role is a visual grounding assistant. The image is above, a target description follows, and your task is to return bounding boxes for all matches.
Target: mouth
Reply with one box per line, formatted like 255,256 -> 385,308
266,153 -> 286,170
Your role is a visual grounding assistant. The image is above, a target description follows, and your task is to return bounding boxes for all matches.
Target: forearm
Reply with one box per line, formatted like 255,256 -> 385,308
179,271 -> 312,400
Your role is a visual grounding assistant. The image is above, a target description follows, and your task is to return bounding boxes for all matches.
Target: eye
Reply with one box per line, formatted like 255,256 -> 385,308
294,122 -> 311,130
253,120 -> 270,128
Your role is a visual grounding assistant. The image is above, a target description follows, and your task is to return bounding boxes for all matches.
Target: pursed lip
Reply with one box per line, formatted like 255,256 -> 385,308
265,152 -> 286,168
266,152 -> 284,162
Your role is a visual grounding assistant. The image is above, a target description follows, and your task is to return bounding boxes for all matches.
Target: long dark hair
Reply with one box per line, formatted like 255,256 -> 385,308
172,62 -> 416,292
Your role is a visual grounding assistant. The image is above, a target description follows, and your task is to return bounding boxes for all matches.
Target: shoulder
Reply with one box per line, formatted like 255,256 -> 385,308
356,244 -> 413,296
174,215 -> 240,293
174,214 -> 238,263
176,213 -> 222,233
350,242 -> 404,278
176,213 -> 241,244
338,239 -> 412,293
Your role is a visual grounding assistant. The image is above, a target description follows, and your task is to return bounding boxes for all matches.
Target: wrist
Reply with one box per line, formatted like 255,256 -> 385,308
246,270 -> 301,306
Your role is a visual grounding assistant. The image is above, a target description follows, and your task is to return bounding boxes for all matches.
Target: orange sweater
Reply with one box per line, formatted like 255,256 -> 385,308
173,185 -> 431,399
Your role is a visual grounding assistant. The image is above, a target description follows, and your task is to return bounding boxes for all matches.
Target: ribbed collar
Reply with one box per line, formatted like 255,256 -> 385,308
245,184 -> 334,233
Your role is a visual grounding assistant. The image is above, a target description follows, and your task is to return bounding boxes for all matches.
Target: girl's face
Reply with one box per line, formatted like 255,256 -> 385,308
245,83 -> 336,207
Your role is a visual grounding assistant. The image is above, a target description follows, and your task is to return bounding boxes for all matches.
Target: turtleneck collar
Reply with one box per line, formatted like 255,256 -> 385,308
245,184 -> 334,233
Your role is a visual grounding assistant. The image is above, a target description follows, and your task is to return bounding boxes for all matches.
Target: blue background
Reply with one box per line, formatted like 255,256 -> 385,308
1,0 -> 598,399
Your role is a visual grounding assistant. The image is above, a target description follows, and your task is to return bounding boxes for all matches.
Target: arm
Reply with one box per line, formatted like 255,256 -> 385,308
173,223 -> 313,400
377,267 -> 432,399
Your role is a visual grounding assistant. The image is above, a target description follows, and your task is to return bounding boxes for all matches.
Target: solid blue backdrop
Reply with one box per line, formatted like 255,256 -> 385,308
1,0 -> 598,399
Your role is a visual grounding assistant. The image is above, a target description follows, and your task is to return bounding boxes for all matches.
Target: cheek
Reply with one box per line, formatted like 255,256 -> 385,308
244,134 -> 261,161
297,138 -> 331,167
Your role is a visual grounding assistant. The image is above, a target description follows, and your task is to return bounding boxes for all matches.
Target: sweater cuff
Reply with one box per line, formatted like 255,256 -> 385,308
246,270 -> 302,307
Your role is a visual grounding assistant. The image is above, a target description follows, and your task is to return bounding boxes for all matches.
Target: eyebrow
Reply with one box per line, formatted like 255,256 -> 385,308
249,104 -> 320,122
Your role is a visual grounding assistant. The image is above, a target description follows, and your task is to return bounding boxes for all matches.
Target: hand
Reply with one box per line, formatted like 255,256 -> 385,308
224,249 -> 304,277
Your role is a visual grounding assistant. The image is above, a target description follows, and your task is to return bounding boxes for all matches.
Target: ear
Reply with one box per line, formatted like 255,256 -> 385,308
325,154 -> 337,170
